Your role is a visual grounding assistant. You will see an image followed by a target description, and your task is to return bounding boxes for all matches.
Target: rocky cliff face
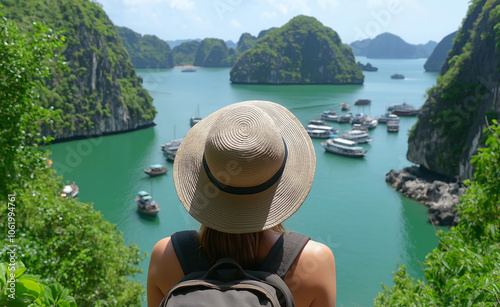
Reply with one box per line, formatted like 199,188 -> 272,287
230,15 -> 364,85
424,31 -> 457,72
407,0 -> 500,180
2,0 -> 156,142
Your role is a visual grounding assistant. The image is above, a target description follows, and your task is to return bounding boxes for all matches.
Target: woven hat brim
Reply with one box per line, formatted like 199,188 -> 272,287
173,100 -> 316,233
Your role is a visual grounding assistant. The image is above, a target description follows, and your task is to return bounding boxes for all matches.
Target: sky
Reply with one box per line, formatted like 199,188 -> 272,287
96,0 -> 471,45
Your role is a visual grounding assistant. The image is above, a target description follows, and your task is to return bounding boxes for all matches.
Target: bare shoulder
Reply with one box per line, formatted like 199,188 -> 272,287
286,239 -> 336,307
149,236 -> 184,280
293,240 -> 335,282
147,237 -> 185,307
300,240 -> 335,261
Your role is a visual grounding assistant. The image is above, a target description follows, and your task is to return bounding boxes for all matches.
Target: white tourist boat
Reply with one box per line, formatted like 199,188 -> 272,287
306,120 -> 338,134
339,129 -> 373,144
337,113 -> 352,123
387,115 -> 400,132
361,118 -> 378,130
376,112 -> 399,123
320,110 -> 338,122
350,113 -> 367,124
306,128 -> 335,139
321,138 -> 367,158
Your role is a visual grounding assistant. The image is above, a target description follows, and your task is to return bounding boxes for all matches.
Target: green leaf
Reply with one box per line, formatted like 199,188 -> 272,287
14,267 -> 27,279
44,282 -> 55,304
17,276 -> 42,298
0,263 -> 7,289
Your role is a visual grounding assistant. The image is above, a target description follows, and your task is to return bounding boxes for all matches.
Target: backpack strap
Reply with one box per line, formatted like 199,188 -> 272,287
260,232 -> 310,279
171,230 -> 310,279
171,230 -> 212,275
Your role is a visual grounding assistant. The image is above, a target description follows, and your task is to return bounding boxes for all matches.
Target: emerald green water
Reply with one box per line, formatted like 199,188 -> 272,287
48,57 -> 445,306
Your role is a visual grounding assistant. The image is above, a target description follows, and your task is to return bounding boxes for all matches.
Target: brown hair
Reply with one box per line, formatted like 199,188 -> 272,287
198,224 -> 286,268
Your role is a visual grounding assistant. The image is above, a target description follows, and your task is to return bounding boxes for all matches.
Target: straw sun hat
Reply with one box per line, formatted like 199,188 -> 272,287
173,100 -> 316,234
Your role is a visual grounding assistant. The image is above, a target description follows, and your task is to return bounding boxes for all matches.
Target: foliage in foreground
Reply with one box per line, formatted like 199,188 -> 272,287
0,261 -> 76,306
375,121 -> 500,306
0,9 -> 145,306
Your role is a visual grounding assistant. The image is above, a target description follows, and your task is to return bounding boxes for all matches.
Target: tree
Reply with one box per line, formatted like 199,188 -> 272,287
375,121 -> 500,306
0,9 -> 63,196
0,10 -> 146,306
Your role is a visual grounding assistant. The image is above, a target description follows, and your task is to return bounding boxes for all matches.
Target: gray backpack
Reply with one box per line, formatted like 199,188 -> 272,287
160,230 -> 309,307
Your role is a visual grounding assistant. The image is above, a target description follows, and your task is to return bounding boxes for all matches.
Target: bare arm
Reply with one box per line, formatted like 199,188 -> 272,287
147,237 -> 185,307
286,240 -> 336,307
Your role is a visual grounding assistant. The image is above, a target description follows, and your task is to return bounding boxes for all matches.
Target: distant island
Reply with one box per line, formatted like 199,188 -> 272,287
350,32 -> 437,59
230,15 -> 364,85
120,28 -> 258,67
116,26 -> 174,68
424,31 -> 457,72
358,62 -> 378,71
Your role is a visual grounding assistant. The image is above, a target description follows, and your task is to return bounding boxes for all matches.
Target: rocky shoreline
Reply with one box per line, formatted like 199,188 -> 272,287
386,166 -> 467,226
48,122 -> 156,144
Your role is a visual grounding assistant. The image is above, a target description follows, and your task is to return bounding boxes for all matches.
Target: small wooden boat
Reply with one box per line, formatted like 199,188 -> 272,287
162,138 -> 183,162
341,104 -> 351,111
181,67 -> 196,72
190,105 -> 202,127
354,99 -> 371,105
61,182 -> 79,198
391,74 -> 405,79
144,164 -> 169,177
136,191 -> 160,217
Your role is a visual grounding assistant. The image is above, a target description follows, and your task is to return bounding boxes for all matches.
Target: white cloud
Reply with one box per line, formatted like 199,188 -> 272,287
168,0 -> 195,11
261,0 -> 311,15
365,0 -> 419,11
261,11 -> 277,19
230,18 -> 242,28
123,0 -> 160,5
317,0 -> 340,10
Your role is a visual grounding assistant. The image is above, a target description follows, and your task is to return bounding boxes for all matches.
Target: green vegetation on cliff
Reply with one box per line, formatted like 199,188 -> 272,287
193,38 -> 233,67
0,11 -> 144,306
235,32 -> 257,55
173,40 -> 201,66
376,121 -> 500,306
381,1 -> 500,303
1,0 -> 156,141
230,15 -> 364,84
116,26 -> 174,68
173,33 -> 256,67
407,0 -> 500,179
